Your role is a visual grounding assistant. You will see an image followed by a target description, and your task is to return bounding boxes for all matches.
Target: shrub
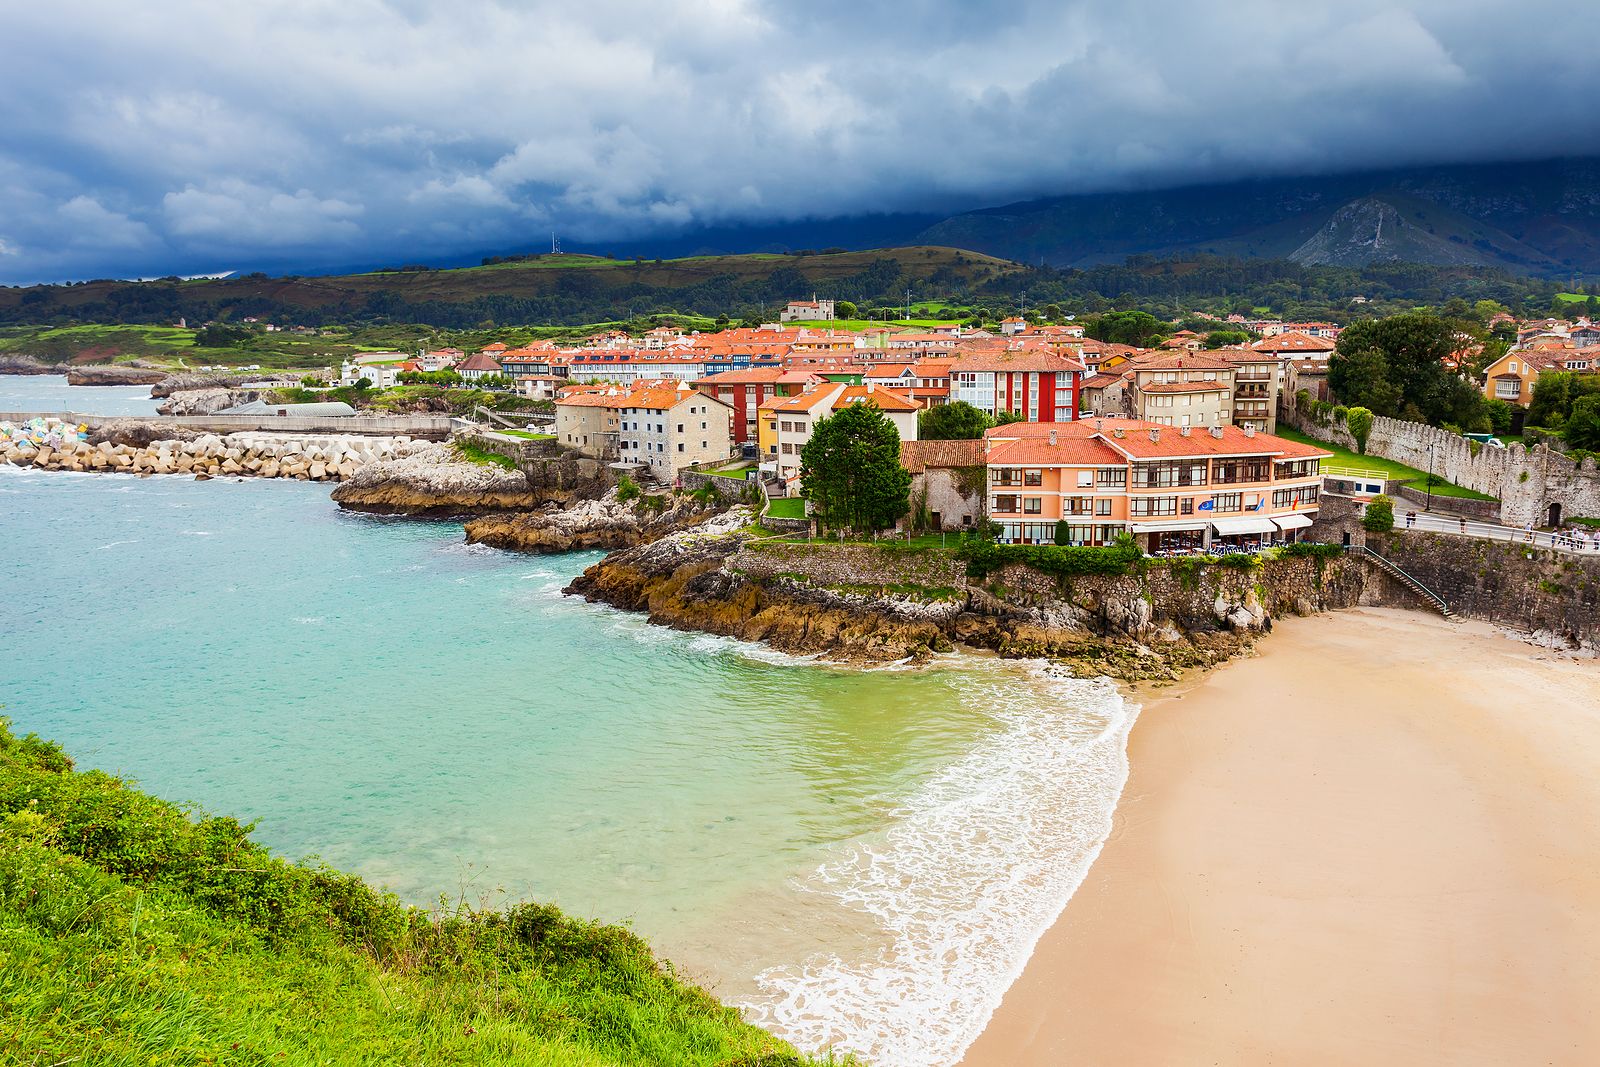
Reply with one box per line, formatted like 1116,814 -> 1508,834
1362,494 -> 1395,533
959,533 -> 1141,580
1053,519 -> 1071,546
1344,406 -> 1375,454
616,474 -> 641,503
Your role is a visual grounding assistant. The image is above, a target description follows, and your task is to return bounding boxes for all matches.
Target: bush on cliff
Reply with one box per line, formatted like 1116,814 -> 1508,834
1363,494 -> 1396,533
959,533 -> 1142,580
0,718 -> 818,1067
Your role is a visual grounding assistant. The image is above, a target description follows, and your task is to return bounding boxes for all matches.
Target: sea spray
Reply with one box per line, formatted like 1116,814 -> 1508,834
739,666 -> 1137,1067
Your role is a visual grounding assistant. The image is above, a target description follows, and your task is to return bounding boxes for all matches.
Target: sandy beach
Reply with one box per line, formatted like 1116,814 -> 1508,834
962,607 -> 1600,1067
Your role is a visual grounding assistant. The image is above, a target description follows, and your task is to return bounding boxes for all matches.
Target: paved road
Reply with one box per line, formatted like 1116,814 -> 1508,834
1396,509 -> 1600,555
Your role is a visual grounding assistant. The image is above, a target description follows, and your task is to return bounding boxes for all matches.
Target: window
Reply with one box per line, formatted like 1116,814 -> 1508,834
1024,469 -> 1043,486
1495,380 -> 1521,399
1130,495 -> 1178,517
1077,470 -> 1094,487
1180,497 -> 1194,515
1213,459 -> 1271,484
677,424 -> 684,433
1273,488 -> 1295,508
1096,498 -> 1112,516
1097,467 -> 1127,488
993,495 -> 1019,514
1211,492 -> 1243,513
677,443 -> 684,452
993,469 -> 1022,486
1023,497 -> 1042,514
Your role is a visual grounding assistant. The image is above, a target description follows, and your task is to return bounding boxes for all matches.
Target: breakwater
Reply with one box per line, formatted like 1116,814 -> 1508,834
2,420 -> 429,481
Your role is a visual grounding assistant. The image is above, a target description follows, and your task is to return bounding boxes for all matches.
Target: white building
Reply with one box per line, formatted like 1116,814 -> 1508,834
616,383 -> 735,481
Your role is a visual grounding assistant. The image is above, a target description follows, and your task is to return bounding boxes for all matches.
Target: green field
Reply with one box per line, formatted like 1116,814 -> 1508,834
0,719 -> 817,1067
1275,426 -> 1497,501
765,497 -> 808,519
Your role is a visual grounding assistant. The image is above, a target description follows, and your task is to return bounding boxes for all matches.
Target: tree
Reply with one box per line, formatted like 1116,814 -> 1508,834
1362,494 -> 1395,533
799,403 -> 912,534
1086,310 -> 1167,347
1328,347 -> 1402,415
1203,330 -> 1251,348
1565,394 -> 1600,451
1331,313 -> 1481,427
834,300 -> 858,319
918,401 -> 991,440
1344,406 -> 1375,454
992,409 -> 1026,426
1054,519 -> 1071,545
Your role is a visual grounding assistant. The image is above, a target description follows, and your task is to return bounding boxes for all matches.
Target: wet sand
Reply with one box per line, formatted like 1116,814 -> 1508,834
962,607 -> 1600,1067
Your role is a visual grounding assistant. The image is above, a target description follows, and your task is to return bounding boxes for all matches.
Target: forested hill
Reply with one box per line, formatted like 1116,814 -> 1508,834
0,247 -> 1018,330
0,246 -> 1581,331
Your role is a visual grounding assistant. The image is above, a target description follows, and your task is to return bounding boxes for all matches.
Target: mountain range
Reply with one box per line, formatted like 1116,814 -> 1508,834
911,158 -> 1600,277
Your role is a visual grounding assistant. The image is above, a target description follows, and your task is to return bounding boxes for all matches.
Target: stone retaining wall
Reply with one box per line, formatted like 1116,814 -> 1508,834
732,541 -> 970,588
2,431 -> 428,481
1365,529 -> 1600,651
679,469 -> 758,503
1280,403 -> 1600,526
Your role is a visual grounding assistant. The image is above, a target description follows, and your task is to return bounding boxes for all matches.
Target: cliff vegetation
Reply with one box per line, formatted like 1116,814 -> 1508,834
0,719 -> 818,1067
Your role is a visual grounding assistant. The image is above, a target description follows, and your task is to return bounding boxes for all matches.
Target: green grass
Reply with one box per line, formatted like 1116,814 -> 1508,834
1569,516 -> 1600,528
495,429 -> 555,440
1554,292 -> 1598,303
0,718 -> 822,1067
764,497 -> 807,519
1274,426 -> 1497,501
454,441 -> 518,470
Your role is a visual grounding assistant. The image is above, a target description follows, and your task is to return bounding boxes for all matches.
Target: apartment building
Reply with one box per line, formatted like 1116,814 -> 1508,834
693,367 -> 821,445
1220,349 -> 1281,433
617,384 -> 735,481
759,383 -> 920,483
948,346 -> 1085,422
553,390 -> 625,459
1122,352 -> 1236,429
983,418 -> 1330,552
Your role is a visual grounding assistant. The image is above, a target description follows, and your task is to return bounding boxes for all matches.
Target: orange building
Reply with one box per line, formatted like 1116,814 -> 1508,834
984,418 -> 1331,551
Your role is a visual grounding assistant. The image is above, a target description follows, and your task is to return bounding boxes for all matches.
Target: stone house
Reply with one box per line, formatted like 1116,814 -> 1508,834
901,438 -> 985,530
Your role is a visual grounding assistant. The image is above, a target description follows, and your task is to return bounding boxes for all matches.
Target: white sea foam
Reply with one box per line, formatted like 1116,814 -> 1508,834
97,539 -> 139,549
737,664 -> 1137,1067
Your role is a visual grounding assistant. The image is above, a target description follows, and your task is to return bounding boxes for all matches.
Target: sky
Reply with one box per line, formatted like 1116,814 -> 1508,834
2,0 -> 1599,284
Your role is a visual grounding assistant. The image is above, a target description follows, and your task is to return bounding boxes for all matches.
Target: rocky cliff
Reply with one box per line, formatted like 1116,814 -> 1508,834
566,526 -> 1365,680
464,491 -> 728,553
64,365 -> 168,386
331,443 -> 541,514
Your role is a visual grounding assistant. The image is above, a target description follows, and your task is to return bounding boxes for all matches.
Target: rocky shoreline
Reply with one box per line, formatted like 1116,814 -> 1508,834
331,444 -> 543,514
561,512 -> 1365,681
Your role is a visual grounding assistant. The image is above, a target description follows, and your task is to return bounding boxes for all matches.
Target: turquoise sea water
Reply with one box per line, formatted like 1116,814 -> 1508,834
0,404 -> 1136,1066
0,373 -> 162,416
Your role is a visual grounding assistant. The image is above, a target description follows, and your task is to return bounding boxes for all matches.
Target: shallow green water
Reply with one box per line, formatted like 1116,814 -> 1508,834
0,467 -> 1134,1067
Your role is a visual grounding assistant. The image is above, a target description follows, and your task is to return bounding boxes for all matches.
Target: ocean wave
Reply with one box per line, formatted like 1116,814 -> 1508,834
737,665 -> 1137,1067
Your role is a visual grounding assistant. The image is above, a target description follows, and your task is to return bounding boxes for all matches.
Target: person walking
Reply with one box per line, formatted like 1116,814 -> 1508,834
1459,516 -> 1467,535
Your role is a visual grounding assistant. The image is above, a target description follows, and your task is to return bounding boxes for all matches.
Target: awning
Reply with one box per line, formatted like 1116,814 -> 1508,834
1130,519 -> 1211,533
1209,515 -> 1279,536
1273,513 -> 1313,531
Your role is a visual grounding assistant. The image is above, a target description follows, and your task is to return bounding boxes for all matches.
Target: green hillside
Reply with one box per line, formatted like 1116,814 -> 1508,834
0,718 -> 822,1067
0,247 -> 1021,331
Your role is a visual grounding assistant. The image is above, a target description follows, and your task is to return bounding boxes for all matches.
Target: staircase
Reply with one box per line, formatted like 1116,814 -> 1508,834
1351,545 -> 1453,618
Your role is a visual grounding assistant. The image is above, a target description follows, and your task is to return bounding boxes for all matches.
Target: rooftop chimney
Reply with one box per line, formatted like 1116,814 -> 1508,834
1244,425 -> 1256,437
1049,428 -> 1057,445
1180,425 -> 1191,436
1113,427 -> 1125,439
1209,425 -> 1223,438
1094,418 -> 1103,431
1149,427 -> 1161,442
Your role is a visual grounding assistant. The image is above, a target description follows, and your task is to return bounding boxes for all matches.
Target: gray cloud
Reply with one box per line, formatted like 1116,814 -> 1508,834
1,0 -> 1598,283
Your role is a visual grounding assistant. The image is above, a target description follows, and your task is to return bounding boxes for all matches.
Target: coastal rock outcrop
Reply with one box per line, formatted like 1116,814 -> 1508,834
64,365 -> 168,387
464,489 -> 727,553
150,372 -> 298,398
156,386 -> 279,415
331,442 -> 538,514
0,355 -> 54,376
566,528 -> 1366,679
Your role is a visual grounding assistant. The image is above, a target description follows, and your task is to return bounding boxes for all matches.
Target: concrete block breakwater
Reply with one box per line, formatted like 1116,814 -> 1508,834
2,424 -> 431,481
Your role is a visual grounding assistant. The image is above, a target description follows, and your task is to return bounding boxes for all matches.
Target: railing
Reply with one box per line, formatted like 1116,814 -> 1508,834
1351,545 -> 1452,617
1323,465 -> 1390,483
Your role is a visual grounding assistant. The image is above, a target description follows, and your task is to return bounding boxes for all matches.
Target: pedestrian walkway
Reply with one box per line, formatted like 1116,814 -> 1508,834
1397,509 -> 1600,555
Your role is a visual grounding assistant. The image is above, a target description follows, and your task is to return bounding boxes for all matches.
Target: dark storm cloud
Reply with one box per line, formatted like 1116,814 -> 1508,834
1,0 -> 1596,282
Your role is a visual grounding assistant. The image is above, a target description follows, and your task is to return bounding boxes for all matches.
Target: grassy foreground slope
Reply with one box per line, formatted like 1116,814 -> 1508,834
0,720 -> 818,1067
